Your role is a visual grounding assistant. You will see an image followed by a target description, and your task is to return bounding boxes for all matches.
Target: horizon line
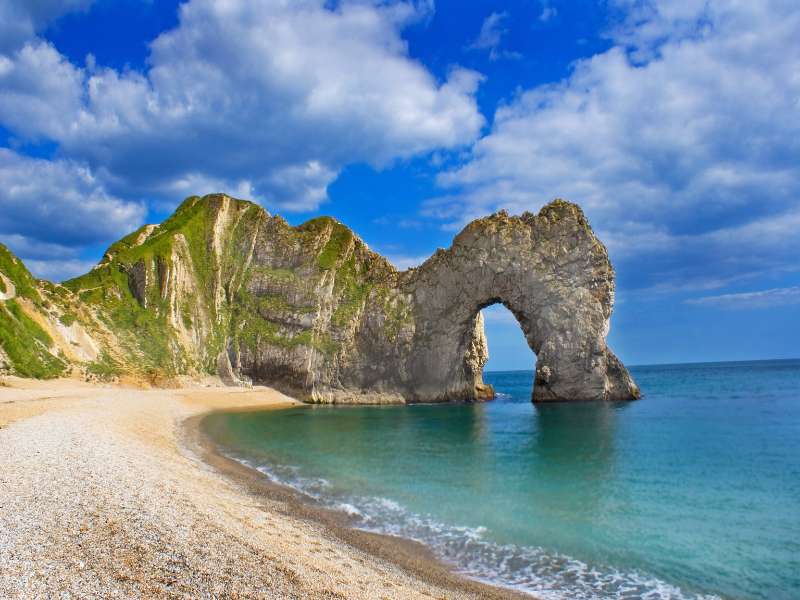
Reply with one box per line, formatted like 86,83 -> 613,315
485,356 -> 800,373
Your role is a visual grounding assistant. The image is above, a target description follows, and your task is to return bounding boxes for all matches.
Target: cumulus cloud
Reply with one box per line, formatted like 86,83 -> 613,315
0,0 -> 484,212
430,0 -> 800,292
0,149 -> 146,279
0,40 -> 84,140
686,287 -> 800,310
0,0 -> 94,52
22,258 -> 99,282
0,149 -> 144,246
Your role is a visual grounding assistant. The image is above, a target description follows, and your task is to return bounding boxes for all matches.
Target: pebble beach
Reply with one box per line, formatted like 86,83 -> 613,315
0,378 -> 516,599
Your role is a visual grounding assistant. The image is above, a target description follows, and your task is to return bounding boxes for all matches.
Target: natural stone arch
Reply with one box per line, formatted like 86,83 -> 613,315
7,193 -> 636,401
400,201 -> 640,402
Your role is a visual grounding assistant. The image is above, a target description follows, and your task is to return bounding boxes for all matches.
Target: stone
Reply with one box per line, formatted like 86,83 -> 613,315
126,259 -> 149,308
384,200 -> 640,403
0,194 -> 639,403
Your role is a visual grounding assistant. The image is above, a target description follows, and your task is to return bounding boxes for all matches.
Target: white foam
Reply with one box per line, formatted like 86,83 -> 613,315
227,451 -> 721,600
334,502 -> 365,518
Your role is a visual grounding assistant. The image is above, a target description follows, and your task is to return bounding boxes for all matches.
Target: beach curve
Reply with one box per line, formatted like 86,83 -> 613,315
0,377 -> 529,599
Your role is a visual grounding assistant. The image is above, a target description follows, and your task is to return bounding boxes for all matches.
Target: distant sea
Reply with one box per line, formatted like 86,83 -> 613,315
202,360 -> 800,600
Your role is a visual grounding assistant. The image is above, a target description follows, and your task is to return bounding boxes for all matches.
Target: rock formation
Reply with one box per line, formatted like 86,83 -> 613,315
0,194 -> 639,403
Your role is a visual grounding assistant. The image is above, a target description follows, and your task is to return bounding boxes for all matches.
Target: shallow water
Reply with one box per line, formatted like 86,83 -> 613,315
203,360 -> 800,599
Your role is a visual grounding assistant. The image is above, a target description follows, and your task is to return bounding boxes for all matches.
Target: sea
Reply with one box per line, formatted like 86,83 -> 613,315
201,360 -> 800,600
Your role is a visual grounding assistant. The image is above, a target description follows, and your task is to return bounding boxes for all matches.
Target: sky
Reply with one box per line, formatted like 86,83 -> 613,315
0,0 -> 798,370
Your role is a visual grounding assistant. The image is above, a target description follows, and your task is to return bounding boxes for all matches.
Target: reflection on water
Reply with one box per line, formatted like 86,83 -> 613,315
531,402 -> 621,514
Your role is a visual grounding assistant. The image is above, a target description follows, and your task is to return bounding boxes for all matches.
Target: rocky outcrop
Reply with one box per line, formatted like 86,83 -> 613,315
126,260 -> 149,307
398,202 -> 638,402
1,194 -> 639,403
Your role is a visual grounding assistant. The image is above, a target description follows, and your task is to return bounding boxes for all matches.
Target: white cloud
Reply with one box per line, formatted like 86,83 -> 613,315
0,40 -> 85,140
0,149 -> 146,278
468,11 -> 520,61
372,215 -> 424,229
431,0 -> 800,291
686,287 -> 800,310
23,258 -> 98,282
0,0 -> 94,52
470,12 -> 507,51
0,0 -> 484,213
0,233 -> 82,262
538,2 -> 557,22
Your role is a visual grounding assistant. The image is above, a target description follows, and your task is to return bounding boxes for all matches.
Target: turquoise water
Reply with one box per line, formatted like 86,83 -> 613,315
203,360 -> 800,599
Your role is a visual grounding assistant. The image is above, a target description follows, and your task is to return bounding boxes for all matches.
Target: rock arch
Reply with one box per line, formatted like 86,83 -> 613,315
399,201 -> 640,402
33,193 -> 638,403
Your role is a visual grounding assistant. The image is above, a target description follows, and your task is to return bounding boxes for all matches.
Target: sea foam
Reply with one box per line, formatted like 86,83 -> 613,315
229,452 -> 721,600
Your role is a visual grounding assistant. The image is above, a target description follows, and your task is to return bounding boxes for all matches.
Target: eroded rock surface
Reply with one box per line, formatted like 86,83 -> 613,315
0,194 -> 639,402
399,203 -> 639,402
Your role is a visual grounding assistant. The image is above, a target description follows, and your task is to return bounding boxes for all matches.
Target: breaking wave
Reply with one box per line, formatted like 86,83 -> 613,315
233,454 -> 720,600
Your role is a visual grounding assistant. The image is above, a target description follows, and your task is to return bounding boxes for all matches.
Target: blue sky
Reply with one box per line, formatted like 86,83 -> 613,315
0,0 -> 798,369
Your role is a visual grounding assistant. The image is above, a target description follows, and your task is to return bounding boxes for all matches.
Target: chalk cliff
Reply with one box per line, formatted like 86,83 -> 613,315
0,194 -> 639,403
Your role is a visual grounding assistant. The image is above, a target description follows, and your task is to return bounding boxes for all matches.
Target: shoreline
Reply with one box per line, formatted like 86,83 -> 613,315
185,406 -> 533,600
0,377 -> 533,599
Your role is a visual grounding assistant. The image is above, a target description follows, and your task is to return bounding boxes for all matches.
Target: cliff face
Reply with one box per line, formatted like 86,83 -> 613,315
0,194 -> 639,403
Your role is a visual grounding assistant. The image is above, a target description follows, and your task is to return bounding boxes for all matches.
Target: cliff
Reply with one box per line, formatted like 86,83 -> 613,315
0,194 -> 639,403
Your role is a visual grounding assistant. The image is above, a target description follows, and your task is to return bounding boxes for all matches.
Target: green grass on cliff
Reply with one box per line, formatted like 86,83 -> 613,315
1,195 -> 414,382
331,255 -> 370,327
0,300 -> 65,378
58,311 -> 77,326
0,245 -> 66,378
61,195 -> 276,379
231,213 -> 377,356
254,294 -> 316,315
232,281 -> 338,356
62,196 -> 226,378
318,226 -> 353,270
0,244 -> 40,302
298,217 -> 355,271
235,311 -> 337,356
66,196 -> 214,297
68,194 -> 272,378
85,351 -> 122,381
249,265 -> 298,283
293,217 -> 374,329
103,224 -> 157,260
379,290 -> 415,342
65,259 -> 170,376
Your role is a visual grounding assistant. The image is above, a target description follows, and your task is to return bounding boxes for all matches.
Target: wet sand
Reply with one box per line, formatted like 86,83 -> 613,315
0,377 -> 530,599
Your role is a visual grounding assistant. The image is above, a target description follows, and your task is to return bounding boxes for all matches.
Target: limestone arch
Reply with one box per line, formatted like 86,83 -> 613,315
400,202 -> 640,403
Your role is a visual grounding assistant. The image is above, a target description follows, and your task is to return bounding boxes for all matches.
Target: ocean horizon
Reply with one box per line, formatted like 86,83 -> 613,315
486,357 -> 800,373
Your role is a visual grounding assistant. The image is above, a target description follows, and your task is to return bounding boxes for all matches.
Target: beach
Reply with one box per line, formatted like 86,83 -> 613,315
0,377 -> 522,599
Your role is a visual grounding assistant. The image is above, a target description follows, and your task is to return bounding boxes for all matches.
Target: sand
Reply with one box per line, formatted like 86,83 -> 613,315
0,377 -> 526,599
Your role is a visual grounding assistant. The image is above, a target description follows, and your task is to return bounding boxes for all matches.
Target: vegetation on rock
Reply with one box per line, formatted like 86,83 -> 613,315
0,300 -> 65,378
0,194 -> 638,404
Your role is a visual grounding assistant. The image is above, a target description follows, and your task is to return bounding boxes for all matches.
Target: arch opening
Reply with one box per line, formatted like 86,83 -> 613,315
477,302 -> 539,400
